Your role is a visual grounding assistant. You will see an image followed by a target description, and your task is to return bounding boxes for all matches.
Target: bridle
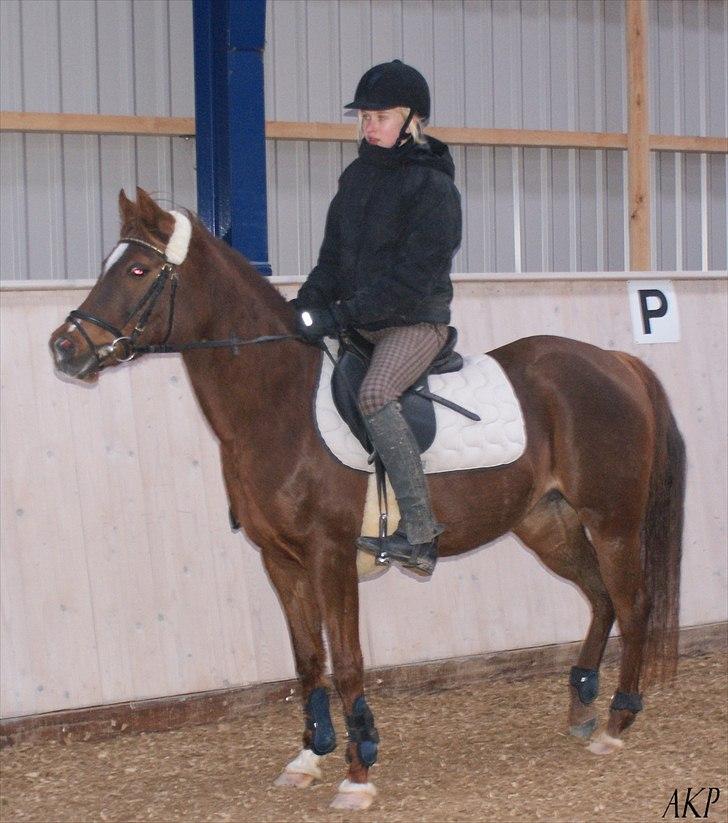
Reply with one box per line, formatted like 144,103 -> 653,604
66,236 -> 300,371
66,237 -> 180,367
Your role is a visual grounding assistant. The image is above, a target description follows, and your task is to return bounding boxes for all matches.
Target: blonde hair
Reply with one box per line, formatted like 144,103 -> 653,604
356,107 -> 426,146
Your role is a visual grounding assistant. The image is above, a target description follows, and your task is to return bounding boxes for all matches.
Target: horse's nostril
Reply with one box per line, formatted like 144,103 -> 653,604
55,336 -> 75,354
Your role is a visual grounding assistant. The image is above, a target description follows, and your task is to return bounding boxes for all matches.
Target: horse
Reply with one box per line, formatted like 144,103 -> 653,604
49,188 -> 685,811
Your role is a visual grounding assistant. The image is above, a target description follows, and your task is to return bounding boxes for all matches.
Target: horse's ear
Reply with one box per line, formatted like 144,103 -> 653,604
136,187 -> 167,228
118,189 -> 136,224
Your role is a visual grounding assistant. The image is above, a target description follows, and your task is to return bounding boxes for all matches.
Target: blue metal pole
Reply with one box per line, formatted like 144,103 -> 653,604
192,0 -> 230,244
227,0 -> 271,274
192,0 -> 271,274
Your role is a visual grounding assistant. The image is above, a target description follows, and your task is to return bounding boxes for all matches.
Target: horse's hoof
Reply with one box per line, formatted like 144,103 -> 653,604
587,731 -> 625,755
569,716 -> 597,739
274,749 -> 322,787
274,770 -> 317,788
330,779 -> 377,810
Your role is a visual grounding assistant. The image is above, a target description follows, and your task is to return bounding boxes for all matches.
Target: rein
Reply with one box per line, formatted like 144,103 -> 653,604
134,334 -> 302,355
67,236 -> 302,366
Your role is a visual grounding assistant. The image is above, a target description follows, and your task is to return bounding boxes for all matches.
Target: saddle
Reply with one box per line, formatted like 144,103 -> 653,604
331,327 -> 469,454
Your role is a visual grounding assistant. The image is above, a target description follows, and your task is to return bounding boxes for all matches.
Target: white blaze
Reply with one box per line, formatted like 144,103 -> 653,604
103,242 -> 129,275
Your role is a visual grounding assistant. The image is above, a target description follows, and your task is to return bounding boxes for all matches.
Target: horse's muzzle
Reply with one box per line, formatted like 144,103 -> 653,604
49,328 -> 101,382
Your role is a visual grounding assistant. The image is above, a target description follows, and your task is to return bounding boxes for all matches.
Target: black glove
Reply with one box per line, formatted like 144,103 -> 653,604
330,300 -> 354,329
295,306 -> 340,343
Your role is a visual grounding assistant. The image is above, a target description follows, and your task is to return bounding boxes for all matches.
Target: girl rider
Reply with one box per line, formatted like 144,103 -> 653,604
293,60 -> 462,576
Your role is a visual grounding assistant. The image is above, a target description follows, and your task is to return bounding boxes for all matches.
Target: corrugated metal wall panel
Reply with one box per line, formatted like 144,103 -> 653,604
0,0 -> 725,280
263,0 -> 725,278
706,0 -> 728,137
708,153 -> 728,270
0,2 -> 21,109
0,130 -> 197,281
650,0 -> 728,271
0,0 -> 196,281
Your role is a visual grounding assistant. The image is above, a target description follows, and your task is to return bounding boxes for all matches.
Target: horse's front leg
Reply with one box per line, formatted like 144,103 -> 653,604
315,548 -> 379,811
261,550 -> 334,788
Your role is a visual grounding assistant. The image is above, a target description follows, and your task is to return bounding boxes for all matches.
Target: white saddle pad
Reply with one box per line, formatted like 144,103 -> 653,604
315,345 -> 527,474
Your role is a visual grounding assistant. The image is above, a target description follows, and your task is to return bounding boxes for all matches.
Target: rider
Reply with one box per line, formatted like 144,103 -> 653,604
292,59 -> 462,575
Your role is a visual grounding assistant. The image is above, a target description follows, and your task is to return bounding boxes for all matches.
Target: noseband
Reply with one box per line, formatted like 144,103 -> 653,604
66,237 -> 179,367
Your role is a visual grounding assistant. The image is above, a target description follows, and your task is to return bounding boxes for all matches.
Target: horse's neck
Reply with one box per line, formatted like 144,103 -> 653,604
189,240 -> 287,341
178,237 -> 317,444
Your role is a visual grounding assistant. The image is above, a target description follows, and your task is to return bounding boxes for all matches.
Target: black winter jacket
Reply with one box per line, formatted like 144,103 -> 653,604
295,135 -> 462,331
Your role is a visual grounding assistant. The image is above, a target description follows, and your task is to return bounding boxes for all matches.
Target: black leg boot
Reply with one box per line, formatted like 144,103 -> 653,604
356,401 -> 443,575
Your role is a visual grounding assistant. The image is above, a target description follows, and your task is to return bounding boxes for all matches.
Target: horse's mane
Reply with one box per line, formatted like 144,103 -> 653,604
186,211 -> 291,316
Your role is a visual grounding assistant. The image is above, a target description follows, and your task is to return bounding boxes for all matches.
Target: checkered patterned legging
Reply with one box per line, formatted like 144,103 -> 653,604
357,323 -> 449,417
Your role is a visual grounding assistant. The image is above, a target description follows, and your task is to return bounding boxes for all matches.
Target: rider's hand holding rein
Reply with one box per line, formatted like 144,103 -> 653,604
292,59 -> 462,576
294,305 -> 343,344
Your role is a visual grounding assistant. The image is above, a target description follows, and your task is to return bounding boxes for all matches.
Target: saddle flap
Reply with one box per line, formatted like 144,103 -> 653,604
330,326 -> 465,456
428,327 -> 463,375
331,351 -> 436,454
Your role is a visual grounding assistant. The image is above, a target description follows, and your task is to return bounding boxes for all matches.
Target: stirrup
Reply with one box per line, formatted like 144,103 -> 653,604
356,535 -> 392,567
356,530 -> 438,576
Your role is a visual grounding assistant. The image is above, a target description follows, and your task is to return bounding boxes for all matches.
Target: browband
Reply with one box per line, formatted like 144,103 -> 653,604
118,210 -> 192,265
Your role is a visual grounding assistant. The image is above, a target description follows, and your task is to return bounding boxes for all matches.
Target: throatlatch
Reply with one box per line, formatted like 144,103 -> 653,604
305,687 -> 337,755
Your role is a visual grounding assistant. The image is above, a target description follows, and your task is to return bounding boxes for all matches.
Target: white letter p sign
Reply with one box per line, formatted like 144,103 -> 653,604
628,280 -> 681,344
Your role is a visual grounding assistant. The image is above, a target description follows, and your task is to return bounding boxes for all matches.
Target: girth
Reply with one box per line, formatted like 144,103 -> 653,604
331,327 -> 469,455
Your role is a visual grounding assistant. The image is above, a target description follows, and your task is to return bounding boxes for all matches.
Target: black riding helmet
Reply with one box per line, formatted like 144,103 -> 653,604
344,59 -> 430,119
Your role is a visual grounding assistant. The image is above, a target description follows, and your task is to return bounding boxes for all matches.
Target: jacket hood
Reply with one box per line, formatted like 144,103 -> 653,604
358,135 -> 455,179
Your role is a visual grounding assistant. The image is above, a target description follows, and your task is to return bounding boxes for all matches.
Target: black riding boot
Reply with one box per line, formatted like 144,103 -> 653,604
356,401 -> 443,575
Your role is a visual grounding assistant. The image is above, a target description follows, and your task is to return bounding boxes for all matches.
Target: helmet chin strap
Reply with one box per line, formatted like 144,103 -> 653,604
397,108 -> 415,145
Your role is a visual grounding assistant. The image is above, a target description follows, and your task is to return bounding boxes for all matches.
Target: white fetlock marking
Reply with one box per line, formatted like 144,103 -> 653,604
331,779 -> 378,811
273,771 -> 311,788
336,779 -> 377,797
284,748 -> 323,779
587,732 -> 625,755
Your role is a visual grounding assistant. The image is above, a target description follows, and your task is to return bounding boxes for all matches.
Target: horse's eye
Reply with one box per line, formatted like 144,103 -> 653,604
129,265 -> 147,277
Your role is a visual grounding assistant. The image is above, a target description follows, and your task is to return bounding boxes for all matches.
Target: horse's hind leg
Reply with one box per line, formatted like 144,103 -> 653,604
262,551 -> 332,788
515,493 -> 615,739
583,522 -> 650,754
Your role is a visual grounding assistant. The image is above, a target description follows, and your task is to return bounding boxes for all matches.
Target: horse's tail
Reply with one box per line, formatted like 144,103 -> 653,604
626,356 -> 686,685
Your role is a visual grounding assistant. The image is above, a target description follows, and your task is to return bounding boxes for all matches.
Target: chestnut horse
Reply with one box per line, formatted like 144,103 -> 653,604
49,189 -> 685,811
